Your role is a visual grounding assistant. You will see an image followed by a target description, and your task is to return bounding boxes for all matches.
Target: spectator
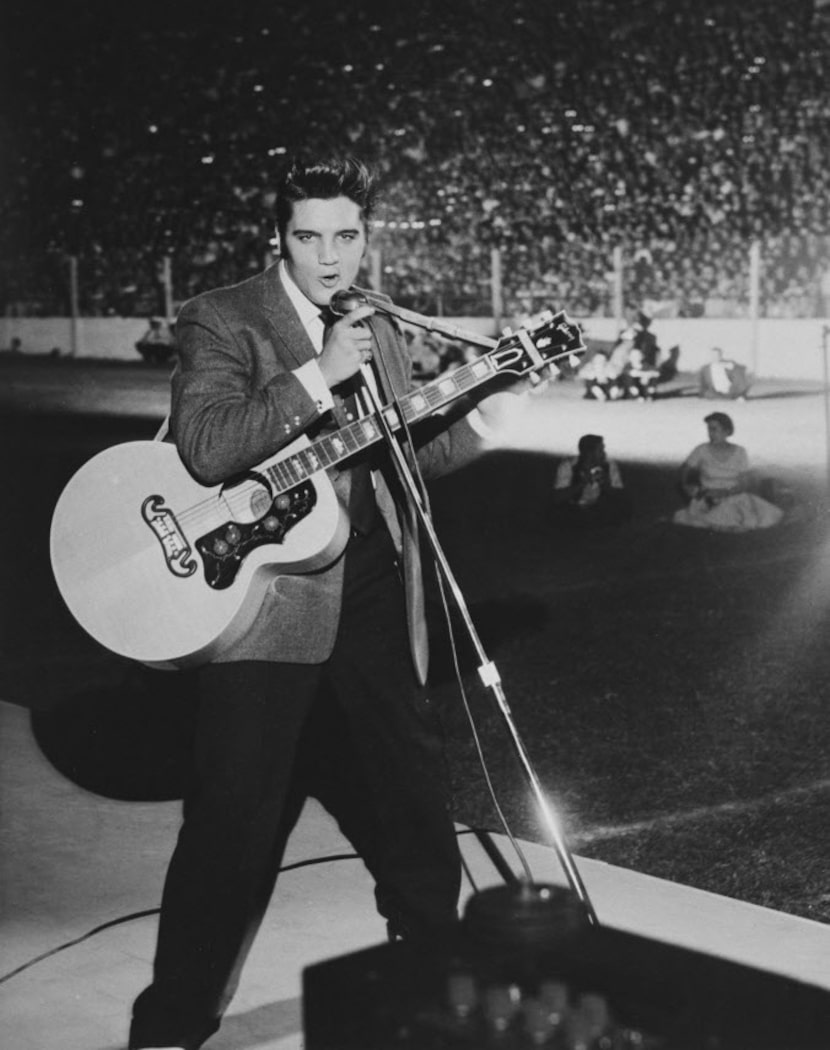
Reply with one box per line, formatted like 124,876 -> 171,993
135,317 -> 176,364
3,2 -> 829,319
578,341 -> 633,401
552,434 -> 632,529
673,412 -> 782,531
698,347 -> 751,400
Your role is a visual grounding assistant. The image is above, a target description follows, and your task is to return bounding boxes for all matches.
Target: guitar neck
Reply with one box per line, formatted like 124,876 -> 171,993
264,353 -> 499,495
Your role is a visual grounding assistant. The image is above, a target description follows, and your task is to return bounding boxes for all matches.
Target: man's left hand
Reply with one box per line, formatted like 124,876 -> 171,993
474,377 -> 540,435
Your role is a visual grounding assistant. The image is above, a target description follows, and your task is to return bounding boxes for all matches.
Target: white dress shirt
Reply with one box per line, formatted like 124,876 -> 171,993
279,260 -> 335,415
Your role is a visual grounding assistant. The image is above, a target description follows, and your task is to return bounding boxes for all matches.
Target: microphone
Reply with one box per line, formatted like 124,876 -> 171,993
328,288 -> 376,390
329,289 -> 370,316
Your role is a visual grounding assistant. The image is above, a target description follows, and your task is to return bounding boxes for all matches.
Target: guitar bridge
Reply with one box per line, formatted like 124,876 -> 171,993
196,480 -> 317,590
142,495 -> 198,578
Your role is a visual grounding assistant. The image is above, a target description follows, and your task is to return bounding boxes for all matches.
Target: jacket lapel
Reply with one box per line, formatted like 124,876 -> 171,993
260,263 -> 318,370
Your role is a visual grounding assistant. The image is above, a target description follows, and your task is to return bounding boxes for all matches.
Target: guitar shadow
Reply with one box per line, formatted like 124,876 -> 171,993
30,666 -> 199,801
30,593 -> 549,799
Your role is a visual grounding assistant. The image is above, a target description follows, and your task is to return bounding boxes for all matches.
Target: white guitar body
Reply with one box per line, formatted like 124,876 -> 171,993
50,438 -> 350,669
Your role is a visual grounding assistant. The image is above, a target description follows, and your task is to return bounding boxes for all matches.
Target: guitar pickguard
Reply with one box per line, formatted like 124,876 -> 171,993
195,480 -> 317,590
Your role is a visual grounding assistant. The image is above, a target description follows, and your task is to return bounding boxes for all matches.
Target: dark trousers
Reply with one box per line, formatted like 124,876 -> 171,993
129,528 -> 460,1049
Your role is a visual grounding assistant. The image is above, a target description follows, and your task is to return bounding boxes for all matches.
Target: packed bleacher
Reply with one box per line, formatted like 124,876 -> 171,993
3,0 -> 829,319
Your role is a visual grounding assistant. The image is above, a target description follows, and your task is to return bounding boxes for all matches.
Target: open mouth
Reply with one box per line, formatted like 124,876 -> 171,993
319,274 -> 340,287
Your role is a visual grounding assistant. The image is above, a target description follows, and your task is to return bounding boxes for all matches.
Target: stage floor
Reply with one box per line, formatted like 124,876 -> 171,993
2,699 -> 830,1050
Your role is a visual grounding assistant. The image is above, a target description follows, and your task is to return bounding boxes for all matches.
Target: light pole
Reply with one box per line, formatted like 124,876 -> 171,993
823,325 -> 830,495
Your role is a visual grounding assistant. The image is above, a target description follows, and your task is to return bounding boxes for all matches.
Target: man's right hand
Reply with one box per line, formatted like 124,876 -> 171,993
318,305 -> 376,387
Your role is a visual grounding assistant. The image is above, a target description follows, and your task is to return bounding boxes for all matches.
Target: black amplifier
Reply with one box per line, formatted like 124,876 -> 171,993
304,884 -> 830,1049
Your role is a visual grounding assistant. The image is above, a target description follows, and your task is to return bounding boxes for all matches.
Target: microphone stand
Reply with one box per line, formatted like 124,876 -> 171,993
347,287 -> 500,349
356,359 -> 599,928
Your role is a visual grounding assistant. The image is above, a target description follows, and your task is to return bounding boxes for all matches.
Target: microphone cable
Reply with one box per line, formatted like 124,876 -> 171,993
0,829 -> 498,988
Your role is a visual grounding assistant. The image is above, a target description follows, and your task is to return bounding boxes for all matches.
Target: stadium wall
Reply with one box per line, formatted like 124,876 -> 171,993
1,316 -> 829,381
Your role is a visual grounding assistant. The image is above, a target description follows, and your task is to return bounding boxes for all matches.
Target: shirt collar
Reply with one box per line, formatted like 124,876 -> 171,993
279,259 -> 322,334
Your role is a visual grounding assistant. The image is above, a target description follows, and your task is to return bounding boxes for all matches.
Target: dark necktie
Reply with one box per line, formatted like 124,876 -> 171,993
320,312 -> 378,535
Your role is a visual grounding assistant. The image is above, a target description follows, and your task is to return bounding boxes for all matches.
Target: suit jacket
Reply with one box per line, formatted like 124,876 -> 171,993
170,263 -> 482,680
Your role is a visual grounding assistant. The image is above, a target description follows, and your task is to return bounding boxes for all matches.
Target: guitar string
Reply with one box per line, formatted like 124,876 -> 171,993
165,353 -> 492,531
168,389 -> 447,531
166,331 -> 578,532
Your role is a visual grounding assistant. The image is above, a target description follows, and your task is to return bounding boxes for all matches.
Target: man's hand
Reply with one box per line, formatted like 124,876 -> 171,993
318,305 -> 376,388
475,377 -> 539,434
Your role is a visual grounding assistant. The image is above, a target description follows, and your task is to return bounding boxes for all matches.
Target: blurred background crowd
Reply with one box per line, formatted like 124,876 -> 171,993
3,0 -> 830,321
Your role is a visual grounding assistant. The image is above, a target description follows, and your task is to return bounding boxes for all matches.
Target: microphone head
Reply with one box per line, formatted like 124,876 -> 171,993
329,288 -> 369,315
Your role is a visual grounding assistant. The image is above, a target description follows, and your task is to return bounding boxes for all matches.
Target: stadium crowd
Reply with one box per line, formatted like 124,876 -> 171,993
3,0 -> 830,319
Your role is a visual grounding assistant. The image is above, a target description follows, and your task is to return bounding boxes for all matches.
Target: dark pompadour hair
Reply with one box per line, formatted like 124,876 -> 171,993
578,433 -> 604,456
275,155 -> 378,244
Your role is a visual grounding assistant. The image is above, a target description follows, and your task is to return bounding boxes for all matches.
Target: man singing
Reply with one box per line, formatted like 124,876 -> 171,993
128,154 -> 517,1050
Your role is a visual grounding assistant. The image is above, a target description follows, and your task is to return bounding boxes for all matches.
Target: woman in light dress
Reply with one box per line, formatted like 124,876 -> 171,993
673,412 -> 783,532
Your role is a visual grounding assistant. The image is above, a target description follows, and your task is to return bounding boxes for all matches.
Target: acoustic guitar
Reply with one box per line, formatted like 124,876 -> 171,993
50,310 -> 583,668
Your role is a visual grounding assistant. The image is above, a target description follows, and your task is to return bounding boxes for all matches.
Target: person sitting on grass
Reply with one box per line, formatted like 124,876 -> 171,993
672,412 -> 782,532
552,434 -> 632,529
698,347 -> 751,400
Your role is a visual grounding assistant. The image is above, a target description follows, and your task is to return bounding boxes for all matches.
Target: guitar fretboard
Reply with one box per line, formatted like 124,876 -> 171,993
264,353 -> 498,495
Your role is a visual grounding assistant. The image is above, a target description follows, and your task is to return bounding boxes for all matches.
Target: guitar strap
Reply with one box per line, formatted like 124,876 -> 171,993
154,415 -> 170,442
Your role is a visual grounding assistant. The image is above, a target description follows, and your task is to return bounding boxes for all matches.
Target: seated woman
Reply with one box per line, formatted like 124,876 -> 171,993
673,412 -> 782,532
553,434 -> 632,528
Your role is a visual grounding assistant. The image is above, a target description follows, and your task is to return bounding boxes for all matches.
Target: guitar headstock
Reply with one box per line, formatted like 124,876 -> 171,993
489,310 -> 586,379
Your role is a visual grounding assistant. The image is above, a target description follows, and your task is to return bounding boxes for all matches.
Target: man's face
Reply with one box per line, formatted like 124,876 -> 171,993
282,196 -> 367,307
587,442 -> 605,465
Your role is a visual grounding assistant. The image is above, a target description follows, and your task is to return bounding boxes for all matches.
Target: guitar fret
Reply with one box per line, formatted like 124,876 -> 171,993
340,425 -> 361,453
403,391 -> 427,420
422,384 -> 449,407
314,441 -> 333,468
297,449 -> 317,475
273,461 -> 294,490
359,417 -> 380,442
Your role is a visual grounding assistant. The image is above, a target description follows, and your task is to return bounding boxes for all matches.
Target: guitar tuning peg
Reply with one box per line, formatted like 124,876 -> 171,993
530,362 -> 559,387
501,326 -> 513,337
